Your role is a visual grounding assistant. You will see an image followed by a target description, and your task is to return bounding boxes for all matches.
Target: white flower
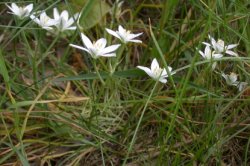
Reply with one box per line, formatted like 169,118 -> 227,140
70,33 -> 121,59
52,8 -> 78,32
222,72 -> 238,86
222,72 -> 248,91
203,35 -> 238,56
30,11 -> 57,30
6,3 -> 33,19
238,82 -> 248,92
106,25 -> 143,43
137,58 -> 175,83
113,0 -> 123,19
198,45 -> 223,69
199,45 -> 223,60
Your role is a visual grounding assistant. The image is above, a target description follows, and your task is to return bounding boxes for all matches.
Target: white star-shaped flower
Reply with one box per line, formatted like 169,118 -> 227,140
222,72 -> 248,91
137,58 -> 175,83
52,8 -> 78,32
6,3 -> 33,19
30,11 -> 57,30
106,25 -> 143,44
70,33 -> 121,59
198,45 -> 223,69
203,35 -> 238,56
199,45 -> 223,60
222,72 -> 238,86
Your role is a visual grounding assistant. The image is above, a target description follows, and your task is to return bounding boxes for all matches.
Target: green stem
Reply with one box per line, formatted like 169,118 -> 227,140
36,33 -> 61,66
20,31 -> 38,89
122,80 -> 159,165
110,43 -> 126,74
93,60 -> 105,85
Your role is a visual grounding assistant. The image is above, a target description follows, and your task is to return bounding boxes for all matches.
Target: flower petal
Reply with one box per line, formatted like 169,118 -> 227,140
151,58 -> 159,71
202,42 -> 211,47
137,66 -> 154,78
226,44 -> 238,50
101,44 -> 120,54
95,38 -> 107,49
158,78 -> 167,83
100,53 -> 116,57
69,44 -> 90,54
213,53 -> 223,59
66,26 -> 76,30
225,50 -> 238,56
11,3 -> 19,14
209,35 -> 217,48
221,73 -> 227,80
204,45 -> 211,58
127,39 -> 142,43
81,33 -> 93,49
25,4 -> 33,13
127,32 -> 143,40
61,10 -> 69,21
118,25 -> 126,34
161,68 -> 167,77
106,28 -> 121,40
53,8 -> 60,20
199,50 -> 205,58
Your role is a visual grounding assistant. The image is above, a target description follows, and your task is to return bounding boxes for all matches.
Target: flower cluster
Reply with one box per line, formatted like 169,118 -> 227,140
198,35 -> 247,91
198,35 -> 238,69
70,25 -> 142,58
70,26 -> 175,84
6,3 -> 78,34
5,3 -> 247,90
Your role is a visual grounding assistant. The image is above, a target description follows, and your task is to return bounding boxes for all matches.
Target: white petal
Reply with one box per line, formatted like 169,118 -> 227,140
25,4 -> 33,13
237,82 -> 248,91
158,78 -> 167,83
118,25 -> 126,34
204,45 -> 211,57
53,8 -> 60,20
202,42 -> 211,47
65,26 -> 76,30
225,50 -> 238,56
95,38 -> 107,49
230,75 -> 237,83
137,66 -> 154,78
161,69 -> 167,77
209,36 -> 216,48
81,33 -> 93,49
168,66 -> 173,72
69,44 -> 90,53
61,10 -> 69,20
199,50 -> 205,58
127,32 -> 143,39
151,58 -> 159,71
213,53 -> 223,59
226,44 -> 238,49
106,28 -> 121,40
11,3 -> 19,13
221,73 -> 227,80
101,44 -> 120,54
66,18 -> 74,27
127,39 -> 142,43
100,53 -> 116,57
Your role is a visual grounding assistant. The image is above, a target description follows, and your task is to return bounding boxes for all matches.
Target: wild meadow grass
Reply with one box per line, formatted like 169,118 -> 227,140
0,0 -> 250,165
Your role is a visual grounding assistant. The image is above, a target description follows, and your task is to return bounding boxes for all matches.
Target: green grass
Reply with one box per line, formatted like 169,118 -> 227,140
0,0 -> 250,165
